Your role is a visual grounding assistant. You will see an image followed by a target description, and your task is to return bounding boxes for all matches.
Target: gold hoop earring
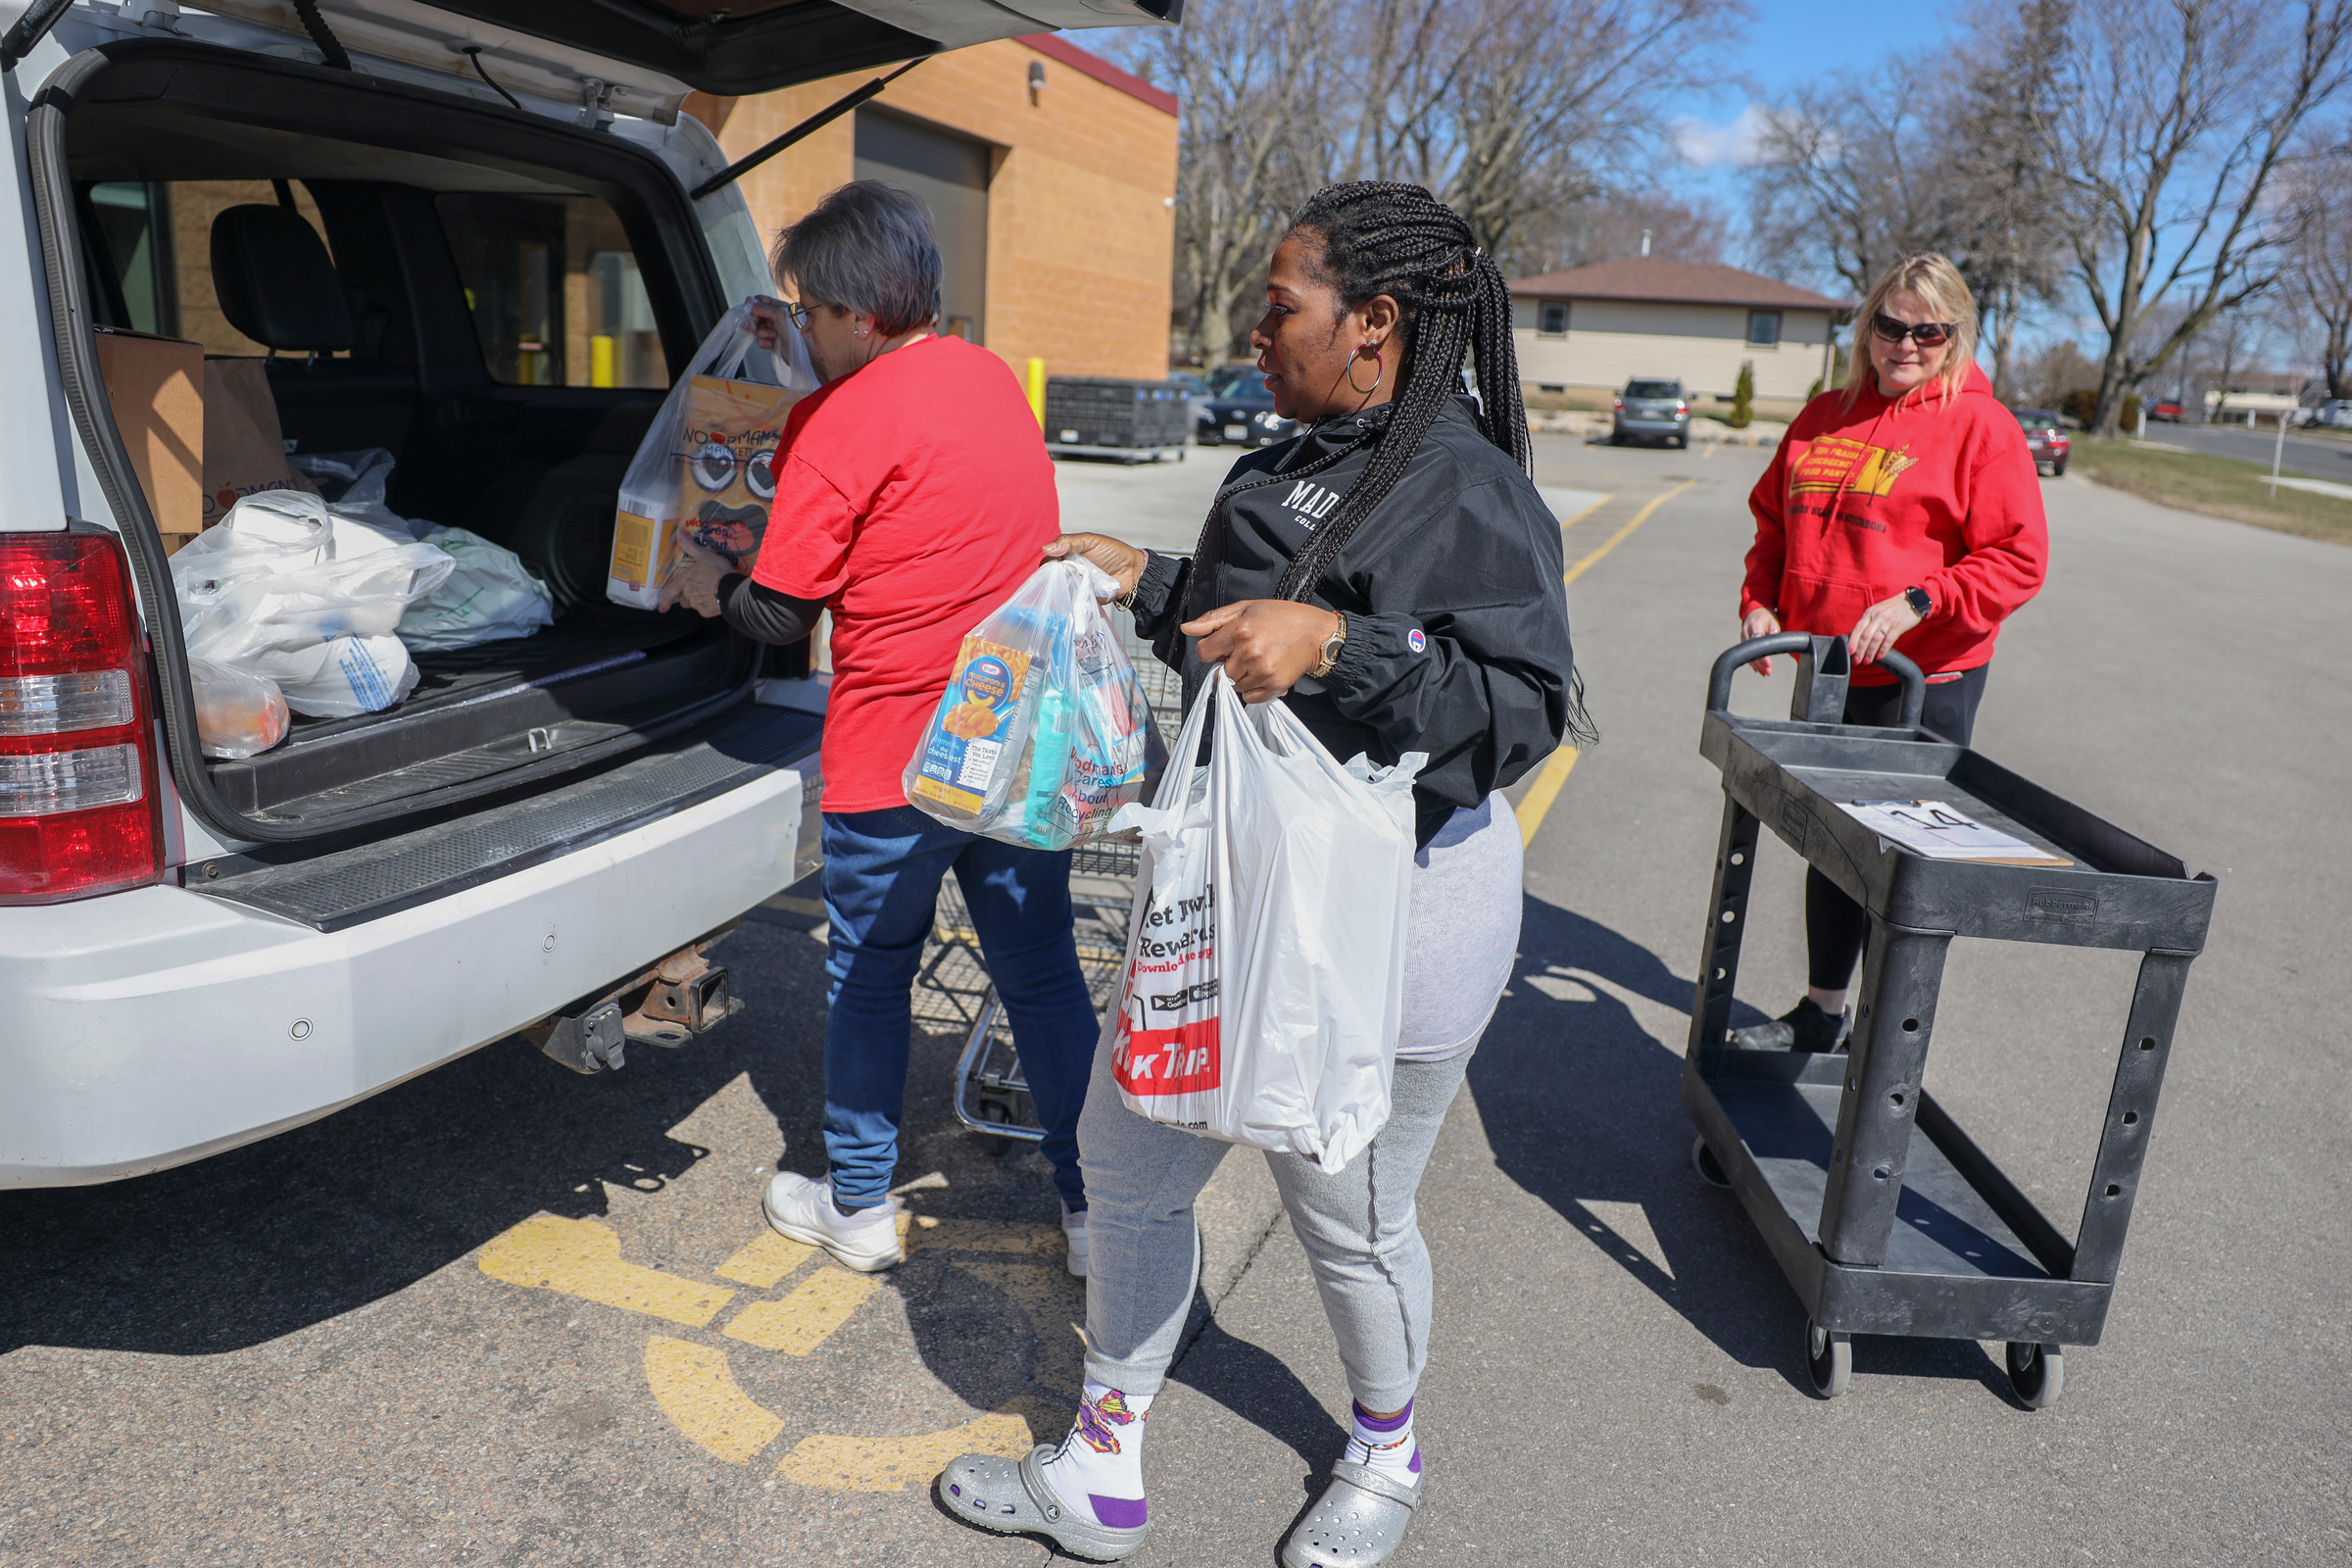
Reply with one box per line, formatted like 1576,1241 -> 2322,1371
1346,345 -> 1383,396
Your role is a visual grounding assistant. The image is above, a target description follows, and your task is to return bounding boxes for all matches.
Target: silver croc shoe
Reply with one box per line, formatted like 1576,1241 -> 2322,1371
937,1445 -> 1150,1563
1280,1461 -> 1422,1568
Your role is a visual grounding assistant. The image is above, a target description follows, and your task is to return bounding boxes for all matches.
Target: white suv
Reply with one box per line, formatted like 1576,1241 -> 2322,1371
0,0 -> 1174,1189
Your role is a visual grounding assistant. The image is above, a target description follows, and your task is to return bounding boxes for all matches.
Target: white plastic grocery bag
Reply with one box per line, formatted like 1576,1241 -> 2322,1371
170,489 -> 454,720
608,297 -> 818,609
398,526 -> 556,651
1106,667 -> 1422,1171
903,559 -> 1157,850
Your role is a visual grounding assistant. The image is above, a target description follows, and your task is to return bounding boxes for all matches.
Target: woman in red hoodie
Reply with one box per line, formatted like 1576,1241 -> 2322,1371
1734,252 -> 2049,1052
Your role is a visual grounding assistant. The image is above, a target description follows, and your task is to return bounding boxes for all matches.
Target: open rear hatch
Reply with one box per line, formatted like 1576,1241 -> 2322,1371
32,37 -> 758,843
32,1 -> 1174,849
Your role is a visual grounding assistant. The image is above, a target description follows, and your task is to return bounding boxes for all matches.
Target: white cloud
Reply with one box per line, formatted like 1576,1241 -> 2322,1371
1673,103 -> 1771,169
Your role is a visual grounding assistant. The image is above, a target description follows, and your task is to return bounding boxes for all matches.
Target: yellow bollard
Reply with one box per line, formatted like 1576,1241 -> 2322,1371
1026,357 -> 1046,427
591,334 -> 616,388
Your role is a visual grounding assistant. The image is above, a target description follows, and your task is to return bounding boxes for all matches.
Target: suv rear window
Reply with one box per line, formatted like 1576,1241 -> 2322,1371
1626,380 -> 1680,399
436,193 -> 668,389
2014,409 -> 2059,428
82,179 -> 337,355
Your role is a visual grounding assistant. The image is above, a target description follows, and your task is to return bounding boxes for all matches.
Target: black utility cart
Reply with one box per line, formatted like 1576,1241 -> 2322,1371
1684,635 -> 2216,1407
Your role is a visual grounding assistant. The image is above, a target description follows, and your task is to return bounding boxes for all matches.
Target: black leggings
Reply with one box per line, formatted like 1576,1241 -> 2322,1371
1805,664 -> 1991,991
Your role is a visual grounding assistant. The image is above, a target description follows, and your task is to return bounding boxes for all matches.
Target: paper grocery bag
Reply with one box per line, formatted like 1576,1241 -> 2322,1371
93,327 -> 205,552
609,373 -> 799,608
202,358 -> 318,529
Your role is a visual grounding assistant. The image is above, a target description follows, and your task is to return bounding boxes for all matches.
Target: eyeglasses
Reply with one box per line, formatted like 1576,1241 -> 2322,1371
780,301 -> 812,331
1872,313 -> 1955,348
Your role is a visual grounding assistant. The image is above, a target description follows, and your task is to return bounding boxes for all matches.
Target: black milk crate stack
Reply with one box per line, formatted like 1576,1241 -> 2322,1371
1685,634 -> 2216,1408
1044,376 -> 1190,462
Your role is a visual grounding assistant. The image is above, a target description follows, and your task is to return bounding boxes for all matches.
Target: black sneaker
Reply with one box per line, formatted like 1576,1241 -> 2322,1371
1730,998 -> 1852,1053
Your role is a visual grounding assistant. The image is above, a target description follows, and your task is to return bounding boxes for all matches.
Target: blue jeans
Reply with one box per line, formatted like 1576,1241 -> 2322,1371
818,806 -> 1098,1211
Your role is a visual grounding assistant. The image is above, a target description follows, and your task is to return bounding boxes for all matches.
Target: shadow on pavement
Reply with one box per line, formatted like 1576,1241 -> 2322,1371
0,915 -> 1083,1422
1470,893 -> 2013,1399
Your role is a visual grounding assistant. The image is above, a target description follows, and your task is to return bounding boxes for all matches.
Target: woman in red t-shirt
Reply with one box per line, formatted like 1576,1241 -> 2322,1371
1735,253 -> 2048,1051
666,181 -> 1102,1280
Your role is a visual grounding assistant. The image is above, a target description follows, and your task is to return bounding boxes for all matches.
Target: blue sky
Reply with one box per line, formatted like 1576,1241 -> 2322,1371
1666,1 -> 1961,221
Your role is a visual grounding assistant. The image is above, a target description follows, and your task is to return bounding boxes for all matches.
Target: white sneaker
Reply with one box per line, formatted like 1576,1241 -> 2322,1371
762,1171 -> 903,1272
1061,1205 -> 1089,1279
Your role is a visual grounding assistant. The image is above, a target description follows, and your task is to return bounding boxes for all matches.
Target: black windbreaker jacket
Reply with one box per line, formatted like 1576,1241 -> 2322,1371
1128,394 -> 1574,847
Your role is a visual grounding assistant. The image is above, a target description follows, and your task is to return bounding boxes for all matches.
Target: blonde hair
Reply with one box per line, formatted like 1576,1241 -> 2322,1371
1844,253 -> 1978,409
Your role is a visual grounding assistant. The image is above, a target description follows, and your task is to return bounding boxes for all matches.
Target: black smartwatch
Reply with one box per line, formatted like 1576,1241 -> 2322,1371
1903,585 -> 1934,619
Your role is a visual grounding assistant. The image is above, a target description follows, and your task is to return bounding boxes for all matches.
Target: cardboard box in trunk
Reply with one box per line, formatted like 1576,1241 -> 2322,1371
92,327 -> 205,554
202,357 -> 318,531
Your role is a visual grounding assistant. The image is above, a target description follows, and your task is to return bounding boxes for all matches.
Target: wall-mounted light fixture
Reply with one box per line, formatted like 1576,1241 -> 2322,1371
1027,60 -> 1046,101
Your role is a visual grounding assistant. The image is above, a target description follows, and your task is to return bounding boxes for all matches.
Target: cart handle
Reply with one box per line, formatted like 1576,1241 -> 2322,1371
1708,634 -> 1927,728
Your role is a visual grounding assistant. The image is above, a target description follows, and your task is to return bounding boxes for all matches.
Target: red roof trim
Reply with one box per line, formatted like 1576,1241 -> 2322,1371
1017,34 -> 1179,118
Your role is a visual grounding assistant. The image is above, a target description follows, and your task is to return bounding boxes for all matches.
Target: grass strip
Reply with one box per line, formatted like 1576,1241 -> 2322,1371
2072,439 -> 2352,547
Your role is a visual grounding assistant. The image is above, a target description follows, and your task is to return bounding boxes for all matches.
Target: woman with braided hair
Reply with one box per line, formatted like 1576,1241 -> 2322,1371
939,181 -> 1580,1566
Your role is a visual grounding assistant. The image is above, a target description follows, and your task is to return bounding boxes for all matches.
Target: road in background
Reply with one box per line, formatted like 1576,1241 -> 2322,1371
2146,419 -> 2352,485
3,438 -> 2346,1566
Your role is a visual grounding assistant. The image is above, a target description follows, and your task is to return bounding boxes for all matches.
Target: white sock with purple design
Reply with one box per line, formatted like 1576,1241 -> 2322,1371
1344,1397 -> 1420,1482
1038,1379 -> 1151,1530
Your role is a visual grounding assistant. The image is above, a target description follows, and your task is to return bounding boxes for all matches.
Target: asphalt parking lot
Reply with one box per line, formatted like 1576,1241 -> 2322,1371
4,434 -> 2347,1566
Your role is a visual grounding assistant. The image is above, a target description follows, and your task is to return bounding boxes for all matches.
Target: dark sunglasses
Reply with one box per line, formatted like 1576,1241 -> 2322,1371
1873,313 -> 1955,348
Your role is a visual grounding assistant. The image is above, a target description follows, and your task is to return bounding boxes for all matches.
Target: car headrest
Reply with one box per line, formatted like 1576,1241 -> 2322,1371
210,205 -> 353,354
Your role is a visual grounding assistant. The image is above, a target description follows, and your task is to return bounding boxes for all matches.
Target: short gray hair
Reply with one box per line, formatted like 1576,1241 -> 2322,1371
770,179 -> 942,337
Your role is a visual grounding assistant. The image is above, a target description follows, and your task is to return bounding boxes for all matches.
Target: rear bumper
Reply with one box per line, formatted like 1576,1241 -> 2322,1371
0,708 -> 820,1189
1616,416 -> 1690,437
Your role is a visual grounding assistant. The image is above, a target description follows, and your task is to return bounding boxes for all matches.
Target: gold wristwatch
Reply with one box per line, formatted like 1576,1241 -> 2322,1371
1309,612 -> 1348,679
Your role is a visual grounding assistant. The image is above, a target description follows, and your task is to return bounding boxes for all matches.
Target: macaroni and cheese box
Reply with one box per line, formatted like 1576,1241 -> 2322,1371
908,635 -> 1038,822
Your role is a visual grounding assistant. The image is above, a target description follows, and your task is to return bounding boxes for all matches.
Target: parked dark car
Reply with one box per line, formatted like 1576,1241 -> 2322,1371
2148,401 -> 2187,422
1196,364 -> 1298,448
1612,378 -> 1691,448
2013,407 -> 2071,476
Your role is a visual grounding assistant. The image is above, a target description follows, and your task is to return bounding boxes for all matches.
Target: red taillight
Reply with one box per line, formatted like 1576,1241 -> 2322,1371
0,530 -> 162,904
1613,397 -> 1624,410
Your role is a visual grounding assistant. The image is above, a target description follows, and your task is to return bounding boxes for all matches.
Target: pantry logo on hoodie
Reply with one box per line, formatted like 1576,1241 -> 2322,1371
1788,436 -> 1921,500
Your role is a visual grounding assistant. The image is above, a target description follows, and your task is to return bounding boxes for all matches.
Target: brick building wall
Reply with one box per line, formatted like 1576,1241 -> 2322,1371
689,36 -> 1178,382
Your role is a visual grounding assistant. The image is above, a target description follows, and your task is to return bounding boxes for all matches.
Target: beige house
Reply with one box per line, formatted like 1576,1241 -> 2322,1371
1508,259 -> 1845,411
686,35 -> 1178,383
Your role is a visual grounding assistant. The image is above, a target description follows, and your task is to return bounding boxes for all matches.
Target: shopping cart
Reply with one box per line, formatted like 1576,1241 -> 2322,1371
922,620 -> 1184,1155
1684,634 -> 2216,1407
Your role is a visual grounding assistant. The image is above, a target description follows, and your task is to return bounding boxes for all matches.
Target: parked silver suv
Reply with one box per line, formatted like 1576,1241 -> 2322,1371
1612,379 -> 1691,449
0,0 -> 1175,1192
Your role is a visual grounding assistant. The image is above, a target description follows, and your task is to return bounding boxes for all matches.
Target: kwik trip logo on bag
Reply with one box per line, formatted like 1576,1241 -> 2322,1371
1112,884 -> 1221,1097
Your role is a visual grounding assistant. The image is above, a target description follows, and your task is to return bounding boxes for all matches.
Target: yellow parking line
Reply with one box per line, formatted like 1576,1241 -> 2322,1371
1514,746 -> 1580,848
477,1215 -> 734,1327
777,1410 -> 1032,1493
645,1337 -> 787,1464
1703,441 -> 1717,461
716,1230 -> 814,1289
1563,478 -> 1694,588
722,1267 -> 881,1355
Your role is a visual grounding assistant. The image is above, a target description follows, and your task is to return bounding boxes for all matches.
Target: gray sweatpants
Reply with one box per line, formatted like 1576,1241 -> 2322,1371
1077,795 -> 1520,1411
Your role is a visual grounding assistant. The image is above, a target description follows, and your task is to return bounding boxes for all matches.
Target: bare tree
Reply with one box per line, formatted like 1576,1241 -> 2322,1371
1743,30 -> 2073,396
1742,66 -> 1957,299
2275,150 -> 2352,398
2029,0 -> 2352,433
1516,189 -> 1732,272
1114,2 -> 1333,364
1945,0 -> 2074,398
1342,0 -> 1740,269
1114,0 -> 1745,359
